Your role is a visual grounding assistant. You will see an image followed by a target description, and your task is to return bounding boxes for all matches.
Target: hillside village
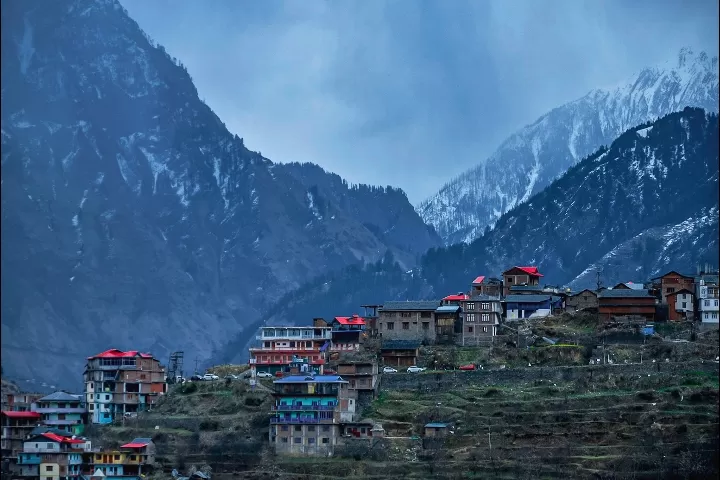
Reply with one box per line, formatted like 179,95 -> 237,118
2,265 -> 719,478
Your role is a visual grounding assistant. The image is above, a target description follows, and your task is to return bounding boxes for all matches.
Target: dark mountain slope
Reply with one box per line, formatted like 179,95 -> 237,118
217,107 -> 718,362
0,0 -> 439,388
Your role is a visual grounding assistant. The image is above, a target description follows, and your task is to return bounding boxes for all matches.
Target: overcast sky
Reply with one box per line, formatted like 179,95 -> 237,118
121,0 -> 718,204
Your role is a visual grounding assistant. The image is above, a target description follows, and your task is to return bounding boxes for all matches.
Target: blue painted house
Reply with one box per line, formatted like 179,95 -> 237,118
504,295 -> 564,320
35,391 -> 86,435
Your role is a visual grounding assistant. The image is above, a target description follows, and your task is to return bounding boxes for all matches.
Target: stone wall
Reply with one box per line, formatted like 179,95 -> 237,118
380,361 -> 717,391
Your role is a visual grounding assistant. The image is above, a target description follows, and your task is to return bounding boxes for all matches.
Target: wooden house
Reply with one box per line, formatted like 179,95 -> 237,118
597,289 -> 657,321
502,267 -> 543,296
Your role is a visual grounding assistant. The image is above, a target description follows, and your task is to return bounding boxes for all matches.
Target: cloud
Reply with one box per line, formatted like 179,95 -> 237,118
121,0 -> 719,204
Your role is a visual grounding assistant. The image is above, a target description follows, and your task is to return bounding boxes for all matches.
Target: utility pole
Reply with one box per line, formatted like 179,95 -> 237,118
596,269 -> 602,292
194,357 -> 199,375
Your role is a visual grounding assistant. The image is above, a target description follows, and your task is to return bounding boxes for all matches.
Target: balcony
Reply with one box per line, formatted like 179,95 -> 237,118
34,407 -> 86,414
43,419 -> 83,425
271,404 -> 336,411
270,416 -> 335,424
18,454 -> 41,464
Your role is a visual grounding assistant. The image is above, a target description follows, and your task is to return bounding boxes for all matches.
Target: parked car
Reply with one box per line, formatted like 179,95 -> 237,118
202,373 -> 219,381
190,374 -> 203,381
256,371 -> 273,379
242,370 -> 253,378
406,366 -> 426,373
459,364 -> 476,371
224,374 -> 239,380
382,366 -> 398,374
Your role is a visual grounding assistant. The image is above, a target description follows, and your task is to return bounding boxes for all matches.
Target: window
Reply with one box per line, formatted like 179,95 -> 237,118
264,341 -> 270,348
322,425 -> 330,432
468,326 -> 473,333
466,314 -> 475,322
666,287 -> 675,293
387,322 -> 395,330
681,293 -> 686,299
322,438 -> 329,444
114,455 -> 120,460
400,312 -> 412,318
715,300 -> 719,307
46,466 -> 53,472
89,404 -> 94,411
706,300 -> 711,306
422,322 -> 429,330
402,322 -> 409,330
481,302 -> 490,310
105,394 -> 110,401
294,425 -> 302,432
420,311 -> 431,318
308,438 -> 316,444
58,414 -> 66,420
294,438 -> 302,444
281,437 -> 288,443
307,425 -> 315,432
46,443 -> 54,449
483,327 -> 488,333
583,296 -> 588,301
682,302 -> 687,309
712,312 -> 718,319
289,341 -> 295,348
482,314 -> 490,322
507,277 -> 513,283
466,303 -> 475,311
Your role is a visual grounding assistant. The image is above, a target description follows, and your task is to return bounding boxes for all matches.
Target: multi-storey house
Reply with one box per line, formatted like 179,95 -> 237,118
696,275 -> 719,325
441,293 -> 469,306
597,289 -> 657,321
336,362 -> 379,403
329,315 -> 366,352
35,392 -> 86,435
1,411 -> 42,469
377,301 -> 440,343
249,326 -> 332,376
502,267 -> 543,296
17,431 -> 87,479
434,305 -> 461,344
508,285 -> 544,295
653,271 -> 696,305
360,305 -> 382,338
471,276 -> 503,297
87,438 -> 155,480
84,350 -> 167,425
461,294 -> 502,345
566,289 -> 599,312
666,289 -> 695,321
4,393 -> 44,412
269,375 -> 355,456
380,340 -> 421,368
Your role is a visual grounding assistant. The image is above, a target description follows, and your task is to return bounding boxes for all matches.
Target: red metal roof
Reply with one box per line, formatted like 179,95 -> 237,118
334,314 -> 366,326
87,348 -> 153,360
40,432 -> 85,444
442,294 -> 469,301
121,442 -> 149,448
471,276 -> 486,285
506,266 -> 544,277
1,411 -> 41,419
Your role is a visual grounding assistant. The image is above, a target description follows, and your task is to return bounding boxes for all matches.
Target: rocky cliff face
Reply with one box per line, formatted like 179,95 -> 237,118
0,0 -> 439,388
418,48 -> 719,245
220,108 -> 718,357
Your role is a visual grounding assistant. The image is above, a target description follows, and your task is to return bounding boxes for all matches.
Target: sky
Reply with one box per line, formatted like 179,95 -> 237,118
121,0 -> 718,205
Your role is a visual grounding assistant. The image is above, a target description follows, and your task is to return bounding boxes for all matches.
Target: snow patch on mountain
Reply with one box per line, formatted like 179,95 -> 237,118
418,48 -> 720,246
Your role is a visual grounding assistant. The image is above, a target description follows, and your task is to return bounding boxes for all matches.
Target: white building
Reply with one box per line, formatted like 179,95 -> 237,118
697,279 -> 719,324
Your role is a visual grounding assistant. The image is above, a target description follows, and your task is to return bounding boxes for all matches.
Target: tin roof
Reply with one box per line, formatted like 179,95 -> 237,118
598,289 -> 654,298
381,301 -> 440,311
273,375 -> 348,384
436,305 -> 461,313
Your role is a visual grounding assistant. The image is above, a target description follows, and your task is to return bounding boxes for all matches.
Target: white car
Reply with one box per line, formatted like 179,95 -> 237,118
382,366 -> 398,374
256,371 -> 273,379
406,366 -> 426,373
202,373 -> 219,381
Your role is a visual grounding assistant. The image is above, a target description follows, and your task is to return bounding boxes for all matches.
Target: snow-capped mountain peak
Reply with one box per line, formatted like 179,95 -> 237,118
418,47 -> 719,246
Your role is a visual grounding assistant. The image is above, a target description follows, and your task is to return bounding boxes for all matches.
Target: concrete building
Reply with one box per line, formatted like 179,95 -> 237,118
504,295 -> 563,320
666,289 -> 695,321
17,431 -> 87,479
377,301 -> 440,343
249,326 -> 332,376
88,438 -> 155,480
696,276 -> 719,325
336,361 -> 379,403
269,375 -> 355,456
35,392 -> 86,436
1,411 -> 42,469
460,294 -> 502,345
654,271 -> 696,305
84,349 -> 166,425
502,267 -> 543,297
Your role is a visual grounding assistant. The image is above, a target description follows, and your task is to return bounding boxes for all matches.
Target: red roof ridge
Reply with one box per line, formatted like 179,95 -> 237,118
88,348 -> 154,360
121,441 -> 150,448
334,316 -> 366,325
2,411 -> 41,418
40,432 -> 85,444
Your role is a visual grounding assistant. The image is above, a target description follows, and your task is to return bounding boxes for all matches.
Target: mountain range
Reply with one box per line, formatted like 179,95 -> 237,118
417,48 -> 719,245
218,107 -> 719,364
0,0 -> 438,388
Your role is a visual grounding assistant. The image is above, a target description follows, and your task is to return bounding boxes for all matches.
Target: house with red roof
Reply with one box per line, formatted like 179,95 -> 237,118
250,326 -> 332,376
84,349 -> 166,425
471,276 -> 503,297
502,266 -> 544,297
330,315 -> 366,352
1,410 -> 42,465
18,431 -> 88,478
87,437 -> 155,479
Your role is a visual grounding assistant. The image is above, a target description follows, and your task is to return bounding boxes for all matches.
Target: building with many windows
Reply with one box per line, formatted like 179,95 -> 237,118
249,326 -> 332,376
269,375 -> 355,456
83,349 -> 166,425
35,392 -> 86,436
